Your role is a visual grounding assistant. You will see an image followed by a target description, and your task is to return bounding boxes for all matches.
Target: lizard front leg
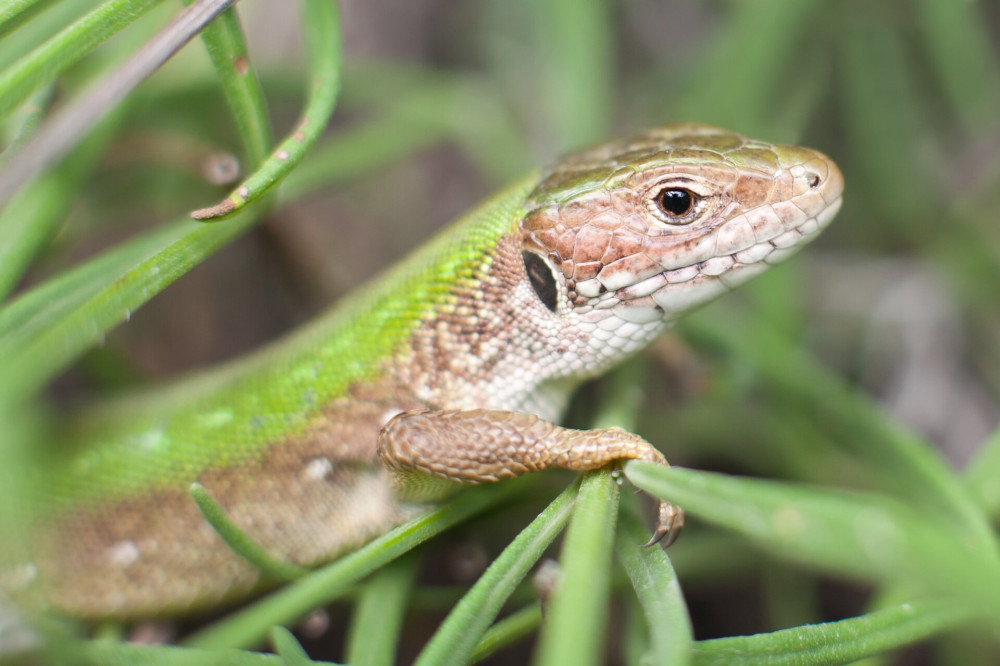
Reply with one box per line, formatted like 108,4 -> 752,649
377,408 -> 684,546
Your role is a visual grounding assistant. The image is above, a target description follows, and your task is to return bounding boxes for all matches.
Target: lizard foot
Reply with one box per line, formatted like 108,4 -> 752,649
643,499 -> 685,548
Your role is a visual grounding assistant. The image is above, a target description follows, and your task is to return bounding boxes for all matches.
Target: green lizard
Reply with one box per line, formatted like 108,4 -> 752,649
3,123 -> 843,620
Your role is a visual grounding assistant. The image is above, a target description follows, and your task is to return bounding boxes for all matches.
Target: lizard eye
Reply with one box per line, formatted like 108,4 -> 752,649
652,187 -> 699,224
522,251 -> 558,312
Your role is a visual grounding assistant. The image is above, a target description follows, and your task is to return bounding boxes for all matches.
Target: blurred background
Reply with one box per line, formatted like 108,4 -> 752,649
2,0 -> 1000,663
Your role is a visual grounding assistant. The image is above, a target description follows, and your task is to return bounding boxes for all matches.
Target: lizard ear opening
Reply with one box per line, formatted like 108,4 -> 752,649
522,251 -> 559,312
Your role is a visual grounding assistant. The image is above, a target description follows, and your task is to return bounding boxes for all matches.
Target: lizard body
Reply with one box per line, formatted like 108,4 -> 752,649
4,124 -> 843,619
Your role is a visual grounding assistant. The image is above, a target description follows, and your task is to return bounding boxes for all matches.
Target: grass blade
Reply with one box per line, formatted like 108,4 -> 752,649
345,554 -> 420,666
193,4 -> 272,169
183,481 -> 522,650
190,483 -> 309,582
0,0 -> 238,207
0,0 -> 160,120
682,313 -> 998,553
471,604 -> 542,664
676,0 -> 823,138
626,463 -> 1000,618
190,0 -> 340,220
964,426 -> 1000,518
534,469 -> 620,666
913,0 -> 1000,134
529,0 -> 612,147
691,600 -> 972,666
0,210 -> 259,402
415,484 -> 576,666
617,507 -> 693,666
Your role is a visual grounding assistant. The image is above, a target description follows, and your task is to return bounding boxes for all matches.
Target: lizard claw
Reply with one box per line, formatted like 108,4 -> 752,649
642,500 -> 685,548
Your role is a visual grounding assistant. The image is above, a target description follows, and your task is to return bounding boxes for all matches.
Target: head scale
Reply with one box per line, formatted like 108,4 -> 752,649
518,123 -> 843,329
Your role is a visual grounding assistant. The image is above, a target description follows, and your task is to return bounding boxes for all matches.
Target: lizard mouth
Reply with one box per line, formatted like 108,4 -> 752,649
614,187 -> 843,319
667,195 -> 840,287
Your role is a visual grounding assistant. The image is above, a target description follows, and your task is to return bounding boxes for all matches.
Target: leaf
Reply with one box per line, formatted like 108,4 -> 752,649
626,463 -> 1000,618
691,600 -> 972,666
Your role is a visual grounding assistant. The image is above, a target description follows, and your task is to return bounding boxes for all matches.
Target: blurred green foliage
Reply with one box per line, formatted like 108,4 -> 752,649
1,0 -> 999,664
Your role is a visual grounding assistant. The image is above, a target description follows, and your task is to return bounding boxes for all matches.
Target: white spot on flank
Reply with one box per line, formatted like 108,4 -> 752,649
379,408 -> 404,427
198,409 -> 234,428
294,365 -> 319,381
276,149 -> 289,160
239,186 -> 250,198
136,429 -> 167,451
304,457 -> 334,481
0,563 -> 38,589
107,540 -> 140,567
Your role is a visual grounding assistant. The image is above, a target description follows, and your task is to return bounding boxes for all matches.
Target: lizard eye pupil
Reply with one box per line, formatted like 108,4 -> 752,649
656,188 -> 695,218
522,251 -> 558,312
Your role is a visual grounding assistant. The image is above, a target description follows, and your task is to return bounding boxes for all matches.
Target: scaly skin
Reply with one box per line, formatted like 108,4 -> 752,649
3,124 -> 843,619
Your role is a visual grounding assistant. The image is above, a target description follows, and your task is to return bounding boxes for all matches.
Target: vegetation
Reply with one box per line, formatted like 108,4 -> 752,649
1,0 -> 998,664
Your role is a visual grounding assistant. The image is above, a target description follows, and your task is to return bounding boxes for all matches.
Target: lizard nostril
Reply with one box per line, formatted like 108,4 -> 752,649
807,172 -> 821,189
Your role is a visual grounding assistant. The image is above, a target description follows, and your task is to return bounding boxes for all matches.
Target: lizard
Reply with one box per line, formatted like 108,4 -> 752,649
2,123 -> 843,620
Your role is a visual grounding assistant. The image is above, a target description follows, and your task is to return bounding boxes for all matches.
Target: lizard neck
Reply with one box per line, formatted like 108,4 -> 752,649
390,230 -> 669,418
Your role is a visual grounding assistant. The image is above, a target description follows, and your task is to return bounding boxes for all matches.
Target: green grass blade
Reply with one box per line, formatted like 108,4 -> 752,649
617,508 -> 693,666
192,5 -> 272,168
470,604 -> 542,664
67,637 -> 335,665
691,600 -> 972,666
0,0 -> 160,120
913,0 -> 1000,134
964,426 -> 1000,518
271,626 -> 324,666
281,92 -> 455,201
676,0 -> 823,139
0,0 -> 344,401
0,108 -> 117,301
1,81 -> 51,150
682,313 -> 999,553
0,0 -> 92,73
345,554 -> 420,666
625,463 -> 1000,618
0,210 -> 259,402
190,0 -> 340,220
0,0 -> 238,208
189,483 -> 309,582
534,469 -> 620,666
415,484 -> 577,666
529,0 -> 612,147
0,0 -> 56,40
837,1 -> 934,224
183,481 -> 523,651
616,504 -> 694,666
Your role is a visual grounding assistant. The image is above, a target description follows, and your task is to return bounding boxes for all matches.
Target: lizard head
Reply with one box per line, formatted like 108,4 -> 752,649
519,123 -> 843,332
